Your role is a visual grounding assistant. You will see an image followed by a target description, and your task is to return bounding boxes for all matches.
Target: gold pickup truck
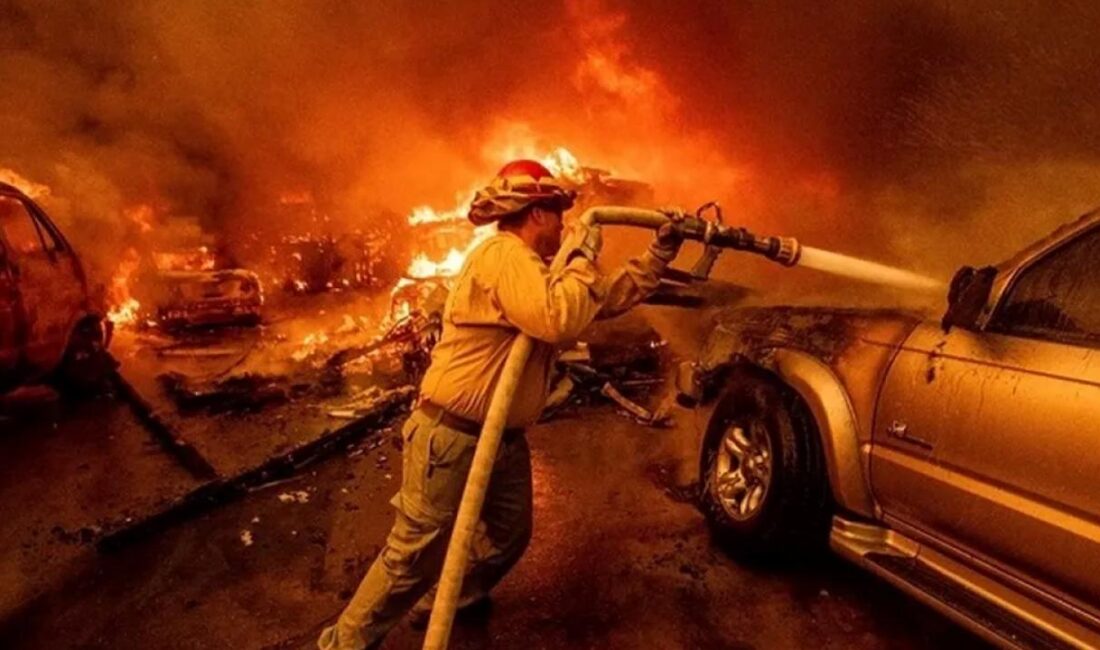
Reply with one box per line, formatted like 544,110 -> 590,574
679,210 -> 1100,649
0,182 -> 111,393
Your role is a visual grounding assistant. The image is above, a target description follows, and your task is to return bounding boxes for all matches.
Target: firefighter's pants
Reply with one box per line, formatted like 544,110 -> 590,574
318,408 -> 533,650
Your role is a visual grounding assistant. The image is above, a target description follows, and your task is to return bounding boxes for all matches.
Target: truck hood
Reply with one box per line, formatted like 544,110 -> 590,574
702,306 -> 924,370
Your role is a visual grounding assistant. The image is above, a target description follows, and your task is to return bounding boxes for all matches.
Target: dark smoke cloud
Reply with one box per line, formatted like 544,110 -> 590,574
614,1 -> 1100,276
3,0 -> 1100,292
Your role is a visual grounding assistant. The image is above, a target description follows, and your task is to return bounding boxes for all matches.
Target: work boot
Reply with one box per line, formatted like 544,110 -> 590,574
408,596 -> 493,631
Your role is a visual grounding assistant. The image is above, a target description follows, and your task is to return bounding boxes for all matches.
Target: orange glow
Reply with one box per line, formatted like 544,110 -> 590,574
124,204 -> 155,234
391,299 -> 412,323
567,0 -> 677,121
279,190 -> 313,205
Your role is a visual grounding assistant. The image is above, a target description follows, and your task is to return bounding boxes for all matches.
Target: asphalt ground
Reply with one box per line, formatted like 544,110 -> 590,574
0,400 -> 981,650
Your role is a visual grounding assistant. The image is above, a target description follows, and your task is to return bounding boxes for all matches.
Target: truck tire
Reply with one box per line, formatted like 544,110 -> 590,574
699,367 -> 831,560
55,317 -> 115,395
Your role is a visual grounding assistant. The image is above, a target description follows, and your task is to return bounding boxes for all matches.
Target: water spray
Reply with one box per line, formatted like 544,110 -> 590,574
796,246 -> 943,292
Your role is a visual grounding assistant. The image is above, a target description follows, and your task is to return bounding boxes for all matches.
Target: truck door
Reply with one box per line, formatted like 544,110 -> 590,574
873,225 -> 1100,620
0,195 -> 84,374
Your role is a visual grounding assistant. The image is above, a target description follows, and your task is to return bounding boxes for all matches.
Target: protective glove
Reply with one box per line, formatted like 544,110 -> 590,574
649,207 -> 686,263
560,221 -> 603,263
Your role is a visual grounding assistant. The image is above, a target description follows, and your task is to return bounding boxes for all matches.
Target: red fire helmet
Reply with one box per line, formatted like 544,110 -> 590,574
496,159 -> 555,181
467,159 -> 576,226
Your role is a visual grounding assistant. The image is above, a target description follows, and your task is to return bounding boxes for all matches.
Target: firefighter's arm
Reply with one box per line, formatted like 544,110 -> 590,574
496,245 -> 605,344
597,212 -> 685,318
596,251 -> 668,319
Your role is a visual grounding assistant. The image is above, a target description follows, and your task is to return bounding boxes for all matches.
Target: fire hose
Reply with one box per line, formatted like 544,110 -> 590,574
422,206 -> 800,650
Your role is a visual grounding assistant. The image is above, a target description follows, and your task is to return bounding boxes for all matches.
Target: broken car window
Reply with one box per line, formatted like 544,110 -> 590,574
0,196 -> 46,255
991,225 -> 1100,348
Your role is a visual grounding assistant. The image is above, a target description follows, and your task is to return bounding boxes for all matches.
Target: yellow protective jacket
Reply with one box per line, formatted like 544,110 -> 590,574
419,231 -> 667,427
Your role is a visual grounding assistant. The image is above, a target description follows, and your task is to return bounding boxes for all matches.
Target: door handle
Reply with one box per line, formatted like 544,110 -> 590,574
887,420 -> 933,450
887,420 -> 908,437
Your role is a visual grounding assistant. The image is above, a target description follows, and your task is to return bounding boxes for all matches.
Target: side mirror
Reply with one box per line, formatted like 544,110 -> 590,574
942,265 -> 996,332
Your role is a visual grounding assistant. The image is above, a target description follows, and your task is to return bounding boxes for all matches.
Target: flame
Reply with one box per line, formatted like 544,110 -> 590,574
291,330 -> 330,362
0,168 -> 50,199
107,298 -> 141,326
481,125 -> 593,184
401,146 -> 582,282
540,147 -> 584,183
391,300 -> 412,323
408,191 -> 475,226
154,246 -> 217,271
107,247 -> 142,327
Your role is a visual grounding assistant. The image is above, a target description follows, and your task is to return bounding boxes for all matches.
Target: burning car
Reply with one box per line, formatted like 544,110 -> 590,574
151,266 -> 263,331
679,210 -> 1100,647
126,246 -> 264,330
0,182 -> 112,392
275,233 -> 389,294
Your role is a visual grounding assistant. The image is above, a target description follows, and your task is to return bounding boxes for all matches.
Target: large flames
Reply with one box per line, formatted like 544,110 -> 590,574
402,146 -> 584,281
105,204 -> 168,327
5,144 -> 591,339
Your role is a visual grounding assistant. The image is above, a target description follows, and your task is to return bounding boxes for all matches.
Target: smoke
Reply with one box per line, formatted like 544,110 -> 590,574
3,0 -> 1100,295
611,1 -> 1100,276
0,1 -> 573,277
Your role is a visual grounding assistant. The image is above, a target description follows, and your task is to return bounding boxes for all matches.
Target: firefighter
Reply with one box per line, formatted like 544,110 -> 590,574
319,160 -> 684,650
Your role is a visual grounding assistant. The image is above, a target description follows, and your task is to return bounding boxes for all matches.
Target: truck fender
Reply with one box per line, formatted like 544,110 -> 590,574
768,348 -> 877,518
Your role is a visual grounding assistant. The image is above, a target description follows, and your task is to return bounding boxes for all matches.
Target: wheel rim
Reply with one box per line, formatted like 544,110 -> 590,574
713,420 -> 772,521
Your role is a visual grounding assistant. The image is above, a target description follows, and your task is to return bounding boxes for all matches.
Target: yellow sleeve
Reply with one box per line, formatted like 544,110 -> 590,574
496,245 -> 606,344
596,250 -> 668,319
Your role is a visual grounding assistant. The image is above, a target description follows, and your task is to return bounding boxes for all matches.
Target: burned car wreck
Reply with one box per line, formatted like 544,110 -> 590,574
0,182 -> 113,393
152,268 -> 263,330
129,248 -> 264,331
679,209 -> 1100,649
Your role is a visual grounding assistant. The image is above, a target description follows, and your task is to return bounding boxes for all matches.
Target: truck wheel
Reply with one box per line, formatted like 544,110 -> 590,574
700,368 -> 831,559
55,317 -> 116,395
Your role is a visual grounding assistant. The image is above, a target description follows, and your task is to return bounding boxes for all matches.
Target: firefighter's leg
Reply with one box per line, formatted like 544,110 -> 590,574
318,412 -> 476,650
464,433 -> 534,597
409,433 -> 533,619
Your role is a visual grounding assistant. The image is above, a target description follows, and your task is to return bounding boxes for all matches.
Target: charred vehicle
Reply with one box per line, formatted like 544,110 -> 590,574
134,247 -> 264,330
275,234 -> 384,294
679,211 -> 1100,648
0,182 -> 111,391
152,268 -> 263,330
